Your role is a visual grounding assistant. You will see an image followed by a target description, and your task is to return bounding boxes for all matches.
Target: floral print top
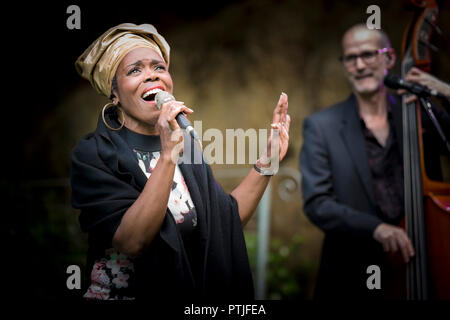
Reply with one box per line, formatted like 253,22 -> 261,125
84,249 -> 135,300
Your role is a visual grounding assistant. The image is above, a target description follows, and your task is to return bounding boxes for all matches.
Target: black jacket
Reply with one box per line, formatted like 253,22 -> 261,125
300,93 -> 449,299
70,109 -> 254,300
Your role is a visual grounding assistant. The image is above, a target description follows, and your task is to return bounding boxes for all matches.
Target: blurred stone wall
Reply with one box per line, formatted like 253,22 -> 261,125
6,0 -> 449,299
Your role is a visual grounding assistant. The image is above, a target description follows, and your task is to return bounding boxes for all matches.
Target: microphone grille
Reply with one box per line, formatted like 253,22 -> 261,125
155,91 -> 175,110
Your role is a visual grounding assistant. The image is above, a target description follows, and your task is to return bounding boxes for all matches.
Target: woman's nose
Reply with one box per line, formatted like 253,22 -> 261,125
144,68 -> 159,82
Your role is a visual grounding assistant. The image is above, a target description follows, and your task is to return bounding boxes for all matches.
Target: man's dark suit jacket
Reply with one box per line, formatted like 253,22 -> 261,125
300,94 -> 403,299
300,92 -> 450,300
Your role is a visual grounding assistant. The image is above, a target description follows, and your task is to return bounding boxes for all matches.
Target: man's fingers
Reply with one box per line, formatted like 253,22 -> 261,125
402,94 -> 417,104
403,233 -> 415,258
396,90 -> 418,104
396,230 -> 415,263
374,224 -> 415,264
405,67 -> 422,78
397,89 -> 418,104
382,240 -> 390,253
397,238 -> 410,263
404,74 -> 422,84
389,237 -> 397,253
408,67 -> 422,76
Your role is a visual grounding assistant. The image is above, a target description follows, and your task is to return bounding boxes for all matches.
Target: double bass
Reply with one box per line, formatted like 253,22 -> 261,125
400,0 -> 450,300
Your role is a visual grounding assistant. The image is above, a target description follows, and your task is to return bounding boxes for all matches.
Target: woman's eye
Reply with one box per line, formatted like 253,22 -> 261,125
127,67 -> 140,75
155,65 -> 166,71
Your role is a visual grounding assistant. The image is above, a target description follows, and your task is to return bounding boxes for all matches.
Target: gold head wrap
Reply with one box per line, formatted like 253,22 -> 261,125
75,23 -> 170,97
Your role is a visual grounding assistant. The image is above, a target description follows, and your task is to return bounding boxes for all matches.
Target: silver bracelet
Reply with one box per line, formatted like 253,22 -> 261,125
253,163 -> 274,176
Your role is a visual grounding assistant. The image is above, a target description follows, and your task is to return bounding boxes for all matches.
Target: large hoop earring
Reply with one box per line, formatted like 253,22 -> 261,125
102,102 -> 125,131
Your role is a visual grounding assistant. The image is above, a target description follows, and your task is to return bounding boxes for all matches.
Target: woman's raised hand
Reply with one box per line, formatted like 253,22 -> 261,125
258,92 -> 290,171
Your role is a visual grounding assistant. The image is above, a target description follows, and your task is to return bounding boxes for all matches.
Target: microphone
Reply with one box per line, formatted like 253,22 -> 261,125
384,74 -> 446,99
155,91 -> 201,145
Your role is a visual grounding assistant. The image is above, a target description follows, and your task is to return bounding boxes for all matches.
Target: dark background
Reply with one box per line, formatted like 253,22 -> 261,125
3,0 -> 449,301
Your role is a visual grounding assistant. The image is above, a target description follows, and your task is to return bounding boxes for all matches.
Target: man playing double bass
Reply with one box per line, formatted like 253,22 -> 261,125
300,23 -> 450,299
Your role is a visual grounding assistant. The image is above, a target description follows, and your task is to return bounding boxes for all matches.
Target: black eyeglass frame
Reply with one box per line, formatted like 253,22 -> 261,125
339,47 -> 389,66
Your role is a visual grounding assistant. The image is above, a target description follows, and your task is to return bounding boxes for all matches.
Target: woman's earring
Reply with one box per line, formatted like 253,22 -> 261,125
102,102 -> 125,131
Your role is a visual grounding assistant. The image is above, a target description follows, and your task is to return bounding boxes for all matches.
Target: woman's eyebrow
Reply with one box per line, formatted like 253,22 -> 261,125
125,60 -> 144,69
125,59 -> 164,69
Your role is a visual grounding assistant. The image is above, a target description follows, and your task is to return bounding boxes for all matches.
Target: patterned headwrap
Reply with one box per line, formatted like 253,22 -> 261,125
75,23 -> 170,97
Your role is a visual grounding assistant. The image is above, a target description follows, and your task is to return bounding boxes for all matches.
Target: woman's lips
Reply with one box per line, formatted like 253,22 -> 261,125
141,86 -> 165,103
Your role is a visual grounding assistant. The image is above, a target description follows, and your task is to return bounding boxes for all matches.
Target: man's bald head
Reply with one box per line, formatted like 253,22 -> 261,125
342,24 -> 391,52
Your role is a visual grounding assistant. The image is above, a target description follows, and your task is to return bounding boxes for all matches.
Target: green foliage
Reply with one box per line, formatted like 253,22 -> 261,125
245,232 -> 313,300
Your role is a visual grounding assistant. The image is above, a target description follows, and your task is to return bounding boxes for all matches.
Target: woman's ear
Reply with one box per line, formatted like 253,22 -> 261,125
109,95 -> 119,106
110,76 -> 120,104
111,94 -> 119,105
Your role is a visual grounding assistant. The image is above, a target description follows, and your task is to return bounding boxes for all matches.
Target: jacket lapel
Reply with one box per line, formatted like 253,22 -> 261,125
339,95 -> 376,206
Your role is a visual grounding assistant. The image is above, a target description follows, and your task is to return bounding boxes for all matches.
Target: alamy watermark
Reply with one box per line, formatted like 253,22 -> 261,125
366,264 -> 381,290
170,121 -> 280,175
66,265 -> 81,290
66,5 -> 81,30
366,5 -> 381,30
66,5 -> 381,31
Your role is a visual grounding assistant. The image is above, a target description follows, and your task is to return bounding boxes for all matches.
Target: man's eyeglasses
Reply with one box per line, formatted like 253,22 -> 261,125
339,48 -> 389,67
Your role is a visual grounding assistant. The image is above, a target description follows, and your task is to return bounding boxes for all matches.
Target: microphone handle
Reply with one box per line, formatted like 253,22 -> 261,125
410,82 -> 431,97
175,113 -> 201,143
155,91 -> 202,145
175,113 -> 191,130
